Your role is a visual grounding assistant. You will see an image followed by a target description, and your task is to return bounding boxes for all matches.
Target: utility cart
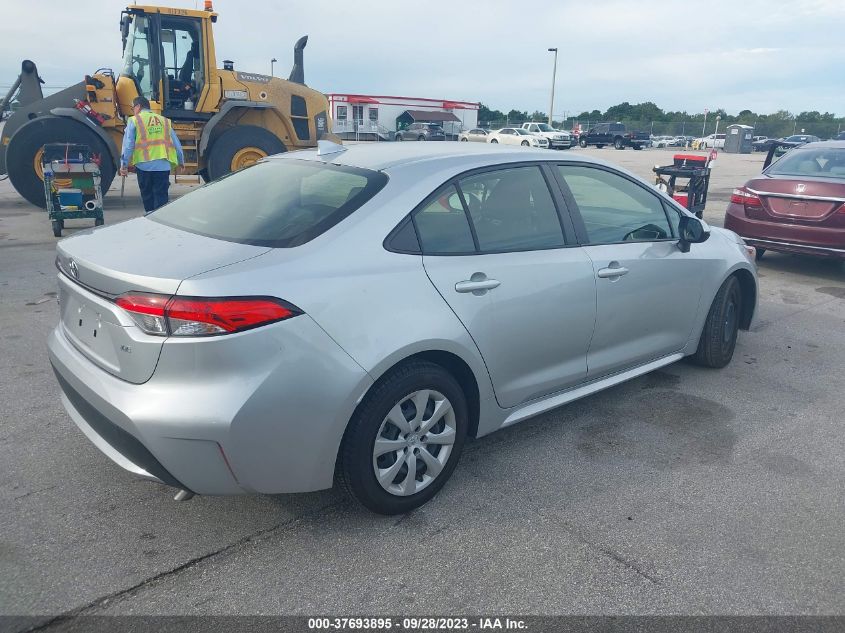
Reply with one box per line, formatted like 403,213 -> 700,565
653,153 -> 712,219
42,143 -> 104,237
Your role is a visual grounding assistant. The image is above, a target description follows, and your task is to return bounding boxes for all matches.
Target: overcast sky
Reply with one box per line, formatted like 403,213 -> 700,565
1,0 -> 843,117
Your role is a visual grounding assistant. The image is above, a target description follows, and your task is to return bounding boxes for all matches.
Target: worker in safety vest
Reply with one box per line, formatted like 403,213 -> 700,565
119,96 -> 184,214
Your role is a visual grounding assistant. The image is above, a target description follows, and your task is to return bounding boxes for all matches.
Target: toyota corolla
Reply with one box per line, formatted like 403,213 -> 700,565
49,142 -> 757,515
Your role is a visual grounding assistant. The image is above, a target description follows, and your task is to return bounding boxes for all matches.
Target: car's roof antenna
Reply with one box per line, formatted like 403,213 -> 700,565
317,140 -> 347,158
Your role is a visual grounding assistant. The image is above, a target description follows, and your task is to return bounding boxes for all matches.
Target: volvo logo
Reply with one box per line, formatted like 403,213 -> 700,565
796,183 -> 806,193
68,259 -> 79,279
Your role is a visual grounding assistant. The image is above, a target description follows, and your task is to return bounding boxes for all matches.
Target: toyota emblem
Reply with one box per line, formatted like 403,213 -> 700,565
796,183 -> 806,193
68,259 -> 79,279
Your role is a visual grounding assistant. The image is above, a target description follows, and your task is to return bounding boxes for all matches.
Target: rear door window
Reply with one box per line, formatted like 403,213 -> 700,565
151,160 -> 387,247
458,166 -> 565,252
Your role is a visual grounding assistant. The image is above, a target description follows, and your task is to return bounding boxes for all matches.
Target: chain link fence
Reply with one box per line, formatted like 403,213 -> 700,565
478,117 -> 843,139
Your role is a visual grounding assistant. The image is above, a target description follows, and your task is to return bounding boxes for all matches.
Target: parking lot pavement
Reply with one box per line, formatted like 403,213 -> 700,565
1,148 -> 843,625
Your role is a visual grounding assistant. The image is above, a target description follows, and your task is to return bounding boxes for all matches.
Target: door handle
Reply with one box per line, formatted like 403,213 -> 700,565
597,265 -> 629,279
455,276 -> 500,294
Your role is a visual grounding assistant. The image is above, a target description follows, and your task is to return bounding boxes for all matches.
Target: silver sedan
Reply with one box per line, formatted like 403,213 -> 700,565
49,142 -> 758,515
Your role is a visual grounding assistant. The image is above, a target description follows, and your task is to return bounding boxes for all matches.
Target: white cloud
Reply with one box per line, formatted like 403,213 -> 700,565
0,0 -> 842,116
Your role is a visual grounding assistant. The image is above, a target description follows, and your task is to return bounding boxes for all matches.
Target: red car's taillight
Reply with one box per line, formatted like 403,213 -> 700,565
730,186 -> 763,209
115,293 -> 301,337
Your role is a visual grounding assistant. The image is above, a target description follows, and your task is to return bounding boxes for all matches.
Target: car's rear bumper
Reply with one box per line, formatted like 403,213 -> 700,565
48,314 -> 373,495
724,203 -> 845,259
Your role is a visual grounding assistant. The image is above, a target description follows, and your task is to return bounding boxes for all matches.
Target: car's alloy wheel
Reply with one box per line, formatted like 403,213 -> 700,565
491,139 -> 498,143
372,389 -> 457,497
521,140 -> 530,146
337,361 -> 468,515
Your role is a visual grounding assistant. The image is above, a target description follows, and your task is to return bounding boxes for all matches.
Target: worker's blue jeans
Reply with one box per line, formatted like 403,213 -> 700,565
136,169 -> 171,214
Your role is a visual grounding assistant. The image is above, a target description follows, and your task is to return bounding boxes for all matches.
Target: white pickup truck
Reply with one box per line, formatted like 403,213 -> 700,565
520,122 -> 574,149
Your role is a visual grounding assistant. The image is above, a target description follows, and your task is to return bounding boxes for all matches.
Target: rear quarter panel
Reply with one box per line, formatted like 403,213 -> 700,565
178,166 -> 503,436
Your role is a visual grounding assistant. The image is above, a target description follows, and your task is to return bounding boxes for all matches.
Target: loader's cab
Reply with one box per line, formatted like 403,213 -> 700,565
119,6 -> 217,119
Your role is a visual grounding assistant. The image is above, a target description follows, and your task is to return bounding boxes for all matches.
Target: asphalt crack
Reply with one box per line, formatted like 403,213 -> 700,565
18,498 -> 349,632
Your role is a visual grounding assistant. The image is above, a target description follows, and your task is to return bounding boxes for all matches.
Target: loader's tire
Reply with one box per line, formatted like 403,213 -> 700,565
206,125 -> 286,181
7,116 -> 115,208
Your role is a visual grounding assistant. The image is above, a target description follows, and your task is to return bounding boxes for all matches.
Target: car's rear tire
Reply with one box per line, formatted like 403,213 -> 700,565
7,116 -> 115,208
579,138 -> 587,148
461,137 -> 468,142
755,248 -> 765,261
206,125 -> 285,181
691,276 -> 742,369
490,139 -> 498,144
418,135 -> 426,141
614,137 -> 624,150
336,360 -> 468,515
521,140 -> 530,146
395,134 -> 403,141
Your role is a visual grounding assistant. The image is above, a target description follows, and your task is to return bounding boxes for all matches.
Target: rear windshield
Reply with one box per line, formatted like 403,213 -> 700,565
150,160 -> 388,247
766,147 -> 845,179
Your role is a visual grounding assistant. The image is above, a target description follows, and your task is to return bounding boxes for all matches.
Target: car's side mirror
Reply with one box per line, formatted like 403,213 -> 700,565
678,215 -> 710,252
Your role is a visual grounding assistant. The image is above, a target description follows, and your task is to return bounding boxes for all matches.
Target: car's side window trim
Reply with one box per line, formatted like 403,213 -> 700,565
551,162 -> 684,247
538,163 -> 579,244
454,181 -> 481,252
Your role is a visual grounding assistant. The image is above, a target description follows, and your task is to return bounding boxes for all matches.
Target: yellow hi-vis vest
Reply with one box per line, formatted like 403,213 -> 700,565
130,110 -> 179,168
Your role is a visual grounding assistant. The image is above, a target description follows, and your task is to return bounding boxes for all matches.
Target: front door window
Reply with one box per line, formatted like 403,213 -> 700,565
122,15 -> 154,100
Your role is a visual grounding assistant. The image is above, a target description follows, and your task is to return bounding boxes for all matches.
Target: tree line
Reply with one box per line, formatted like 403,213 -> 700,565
478,101 -> 844,138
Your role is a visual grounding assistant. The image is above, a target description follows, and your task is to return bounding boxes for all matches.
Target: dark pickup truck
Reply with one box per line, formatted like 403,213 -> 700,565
578,122 -> 650,150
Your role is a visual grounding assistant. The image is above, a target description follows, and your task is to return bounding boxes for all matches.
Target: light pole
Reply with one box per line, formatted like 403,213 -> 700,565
270,58 -> 277,76
702,108 -> 708,138
713,115 -> 721,149
547,47 -> 558,126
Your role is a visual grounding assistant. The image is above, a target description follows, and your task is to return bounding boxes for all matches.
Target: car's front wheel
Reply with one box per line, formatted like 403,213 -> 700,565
490,139 -> 498,144
691,276 -> 742,368
337,361 -> 468,515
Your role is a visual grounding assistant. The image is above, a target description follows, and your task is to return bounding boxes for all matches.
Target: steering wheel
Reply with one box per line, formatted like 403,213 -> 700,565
623,224 -> 667,241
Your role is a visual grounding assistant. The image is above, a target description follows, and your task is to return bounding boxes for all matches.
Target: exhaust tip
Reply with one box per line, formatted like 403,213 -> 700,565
173,489 -> 195,501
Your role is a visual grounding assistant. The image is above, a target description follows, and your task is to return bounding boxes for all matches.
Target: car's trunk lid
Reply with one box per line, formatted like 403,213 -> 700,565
55,218 -> 271,383
746,176 -> 845,224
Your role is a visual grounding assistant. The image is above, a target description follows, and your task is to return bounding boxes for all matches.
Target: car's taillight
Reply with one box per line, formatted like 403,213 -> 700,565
730,186 -> 763,209
115,293 -> 301,337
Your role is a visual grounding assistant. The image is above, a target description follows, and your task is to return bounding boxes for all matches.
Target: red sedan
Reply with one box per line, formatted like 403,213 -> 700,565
725,141 -> 845,260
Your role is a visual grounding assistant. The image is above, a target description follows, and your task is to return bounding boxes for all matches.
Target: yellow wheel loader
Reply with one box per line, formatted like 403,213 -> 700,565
0,3 -> 337,208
